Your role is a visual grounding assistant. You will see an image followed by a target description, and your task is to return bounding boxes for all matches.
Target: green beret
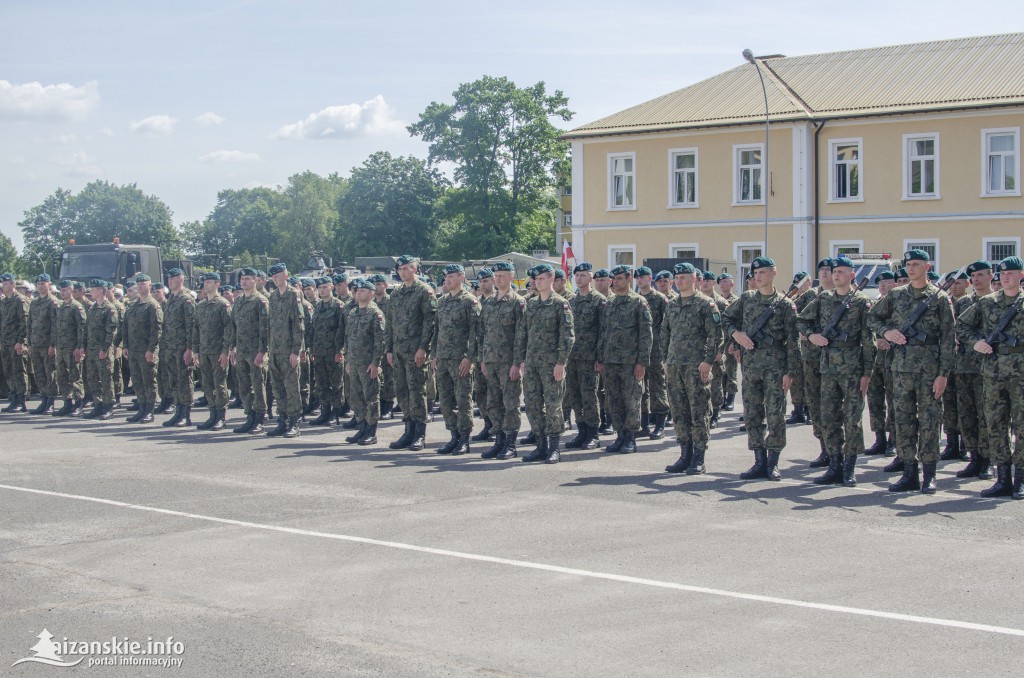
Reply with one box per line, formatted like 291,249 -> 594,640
701,270 -> 716,281
816,258 -> 834,270
635,266 -> 653,277
300,277 -> 315,288
998,256 -> 1024,272
793,272 -> 809,283
927,271 -> 939,281
166,267 -> 184,278
534,263 -> 554,275
332,273 -> 348,283
903,249 -> 931,263
287,276 -> 299,285
554,268 -> 565,280
36,273 -> 52,283
573,262 -> 593,274
89,278 -> 106,288
965,260 -> 991,275
717,273 -> 733,282
0,272 -> 14,283
442,263 -> 464,275
239,267 -> 258,278
218,284 -> 233,294
654,270 -> 672,281
874,271 -> 895,283
265,280 -> 277,291
750,256 -> 775,272
609,264 -> 632,277
200,272 -> 220,282
895,268 -> 908,279
470,280 -> 480,290
124,281 -> 136,288
477,268 -> 493,280
832,256 -> 854,269
673,262 -> 697,275
316,277 -> 332,286
135,274 -> 152,283
151,283 -> 165,291
367,274 -> 387,284
395,255 -> 419,268
593,268 -> 610,279
57,279 -> 73,289
72,281 -> 86,291
491,261 -> 515,272
268,263 -> 287,276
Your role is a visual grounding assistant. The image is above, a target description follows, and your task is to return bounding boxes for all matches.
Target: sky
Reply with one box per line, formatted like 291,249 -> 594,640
2,0 -> 1021,250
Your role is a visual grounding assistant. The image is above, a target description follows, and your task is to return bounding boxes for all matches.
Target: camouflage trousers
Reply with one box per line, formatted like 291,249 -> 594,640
984,375 -> 1023,465
867,362 -> 889,437
300,356 -> 310,402
426,361 -> 437,405
819,372 -> 866,457
956,372 -> 987,457
604,362 -> 643,433
158,347 -> 174,401
199,354 -> 228,409
1,344 -> 28,394
113,352 -> 124,397
892,372 -> 943,464
85,350 -> 115,405
30,345 -> 57,397
788,355 -> 806,407
709,358 -> 725,410
724,351 -> 739,395
236,352 -> 268,415
379,360 -> 395,401
55,349 -> 84,401
941,372 -> 959,434
803,356 -> 823,439
666,364 -> 711,451
127,352 -> 159,406
348,361 -> 380,425
472,362 -> 488,412
483,361 -> 523,434
313,355 -> 343,408
564,357 -> 600,428
740,367 -> 787,451
268,351 -> 302,418
523,359 -> 565,436
393,352 -> 429,424
436,358 -> 473,432
162,349 -> 194,406
641,358 -> 669,416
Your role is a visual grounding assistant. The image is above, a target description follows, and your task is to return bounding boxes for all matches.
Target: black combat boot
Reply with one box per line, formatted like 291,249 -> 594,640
436,429 -> 460,455
346,421 -> 367,444
598,410 -> 612,435
70,400 -> 83,416
546,434 -> 560,463
978,455 -> 994,480
175,406 -> 192,427
920,461 -> 938,494
686,446 -> 706,475
497,431 -> 518,460
163,404 -> 183,427
98,403 -> 113,420
359,422 -> 378,446
139,405 -> 154,424
194,395 -> 208,408
888,461 -> 920,492
471,417 -> 494,442
956,450 -> 985,478
341,416 -> 359,430
883,457 -> 905,473
522,434 -> 548,463
709,408 -> 720,429
228,394 -> 242,409
153,398 -> 174,415
126,400 -> 140,412
233,411 -> 256,434
451,431 -> 471,456
302,398 -> 318,417
606,430 -> 626,453
639,413 -> 652,437
54,398 -> 74,416
30,395 -> 51,415
980,463 -> 1013,498
266,413 -> 288,437
722,392 -> 736,412
310,404 -> 333,426
209,409 -> 226,431
563,408 -> 572,431
809,439 -> 830,467
521,430 -> 537,446
481,431 -> 507,459
864,433 -> 887,455
82,400 -> 103,419
619,429 -> 637,454
939,431 -> 964,461
389,420 -> 415,449
565,422 -> 588,449
766,450 -> 783,481
1012,466 -> 1024,501
842,455 -> 858,487
408,422 -> 426,451
380,400 -> 393,420
650,413 -> 666,440
282,416 -> 300,438
885,432 -> 896,456
582,423 -> 600,450
196,407 -> 219,430
665,441 -> 693,473
813,455 -> 844,485
785,405 -> 806,425
126,405 -> 145,423
740,449 -> 768,480
248,412 -> 265,435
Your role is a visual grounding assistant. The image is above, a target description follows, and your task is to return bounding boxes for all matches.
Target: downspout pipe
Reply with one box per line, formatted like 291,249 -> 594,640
812,119 -> 827,265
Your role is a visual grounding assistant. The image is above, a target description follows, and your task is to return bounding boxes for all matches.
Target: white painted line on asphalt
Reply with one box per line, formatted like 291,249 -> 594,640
3,482 -> 1022,638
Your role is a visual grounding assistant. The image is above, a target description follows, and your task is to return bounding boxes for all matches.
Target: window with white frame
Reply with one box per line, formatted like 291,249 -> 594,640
563,213 -> 572,227
609,246 -> 635,269
985,239 -> 1019,261
832,243 -> 862,257
905,134 -> 939,198
735,146 -> 763,204
670,245 -> 698,259
830,139 -> 862,201
669,149 -> 698,207
983,129 -> 1019,196
905,240 -> 939,270
736,245 -> 763,280
608,153 -> 636,209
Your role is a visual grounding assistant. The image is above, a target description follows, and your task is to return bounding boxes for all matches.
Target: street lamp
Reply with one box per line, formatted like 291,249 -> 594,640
743,48 -> 770,257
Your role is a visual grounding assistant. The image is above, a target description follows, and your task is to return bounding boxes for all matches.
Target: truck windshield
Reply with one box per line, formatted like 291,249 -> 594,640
853,264 -> 886,289
60,252 -> 118,279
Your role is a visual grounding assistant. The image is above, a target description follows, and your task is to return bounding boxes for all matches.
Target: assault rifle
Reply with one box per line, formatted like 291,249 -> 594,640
818,276 -> 868,344
985,292 -> 1024,350
894,268 -> 963,352
743,281 -> 800,349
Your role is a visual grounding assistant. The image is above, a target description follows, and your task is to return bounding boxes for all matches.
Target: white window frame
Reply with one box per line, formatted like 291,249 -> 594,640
829,240 -> 864,257
607,152 -> 637,211
902,133 -> 940,200
983,237 -> 1021,262
733,144 -> 765,206
667,147 -> 699,208
734,241 -> 765,280
669,243 -> 699,259
903,239 -> 940,272
981,127 -> 1021,197
608,244 -> 637,270
828,138 -> 864,203
563,213 -> 572,227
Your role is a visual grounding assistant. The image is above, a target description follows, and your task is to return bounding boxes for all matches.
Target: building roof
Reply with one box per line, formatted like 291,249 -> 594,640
564,33 -> 1024,139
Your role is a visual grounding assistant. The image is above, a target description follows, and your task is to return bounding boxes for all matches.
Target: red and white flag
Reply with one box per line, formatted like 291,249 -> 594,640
561,240 -> 574,278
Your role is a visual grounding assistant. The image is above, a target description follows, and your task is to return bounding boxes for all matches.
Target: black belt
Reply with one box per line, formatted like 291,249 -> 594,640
906,338 -> 940,346
996,344 -> 1024,355
828,339 -> 862,348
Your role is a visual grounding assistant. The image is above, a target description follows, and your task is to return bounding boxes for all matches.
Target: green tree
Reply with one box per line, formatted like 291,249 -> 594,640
274,172 -> 347,269
19,187 -> 75,266
408,76 -> 573,257
0,232 -> 27,277
336,152 -> 448,262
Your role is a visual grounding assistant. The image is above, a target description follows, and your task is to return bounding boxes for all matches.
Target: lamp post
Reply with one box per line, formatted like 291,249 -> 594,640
743,49 -> 770,257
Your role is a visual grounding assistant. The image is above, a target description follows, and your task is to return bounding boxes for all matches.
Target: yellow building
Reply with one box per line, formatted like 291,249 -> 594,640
562,33 -> 1024,278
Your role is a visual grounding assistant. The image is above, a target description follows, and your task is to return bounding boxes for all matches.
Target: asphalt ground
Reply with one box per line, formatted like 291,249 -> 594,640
2,396 -> 1022,677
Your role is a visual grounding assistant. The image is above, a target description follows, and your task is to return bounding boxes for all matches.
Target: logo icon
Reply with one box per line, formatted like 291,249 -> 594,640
12,629 -> 83,668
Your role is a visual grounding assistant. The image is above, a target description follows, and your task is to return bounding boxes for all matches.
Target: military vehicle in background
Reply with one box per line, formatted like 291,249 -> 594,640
54,239 -> 166,286
846,253 -> 899,300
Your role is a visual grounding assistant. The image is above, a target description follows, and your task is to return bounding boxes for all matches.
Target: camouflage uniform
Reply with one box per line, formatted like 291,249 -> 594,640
796,287 -> 823,438
52,296 -> 87,402
386,280 -> 437,425
432,288 -> 481,434
374,291 -> 395,408
517,292 -> 574,437
110,299 -> 126,399
300,297 -> 315,405
640,288 -> 669,421
1,292 -> 30,396
345,302 -> 386,425
310,296 -> 346,411
565,290 -> 607,430
479,289 -> 527,435
232,292 -> 270,415
162,290 -> 196,406
789,288 -> 815,412
268,286 -> 305,418
123,295 -> 163,408
598,291 -> 652,433
866,341 -> 894,443
953,294 -> 988,461
722,291 -> 741,400
85,300 -> 119,406
192,293 -> 234,409
28,292 -> 60,399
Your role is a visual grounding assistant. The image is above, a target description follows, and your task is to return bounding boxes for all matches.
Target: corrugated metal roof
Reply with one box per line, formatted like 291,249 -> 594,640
564,33 -> 1024,139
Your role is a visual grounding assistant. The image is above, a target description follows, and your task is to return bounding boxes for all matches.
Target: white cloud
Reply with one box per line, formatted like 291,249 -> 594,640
275,95 -> 405,140
0,80 -> 100,120
199,150 -> 261,163
129,114 -> 177,136
54,151 -> 102,177
98,127 -> 114,136
195,111 -> 225,125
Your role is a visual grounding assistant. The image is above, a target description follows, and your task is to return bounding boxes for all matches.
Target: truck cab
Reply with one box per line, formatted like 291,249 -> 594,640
55,242 -> 164,286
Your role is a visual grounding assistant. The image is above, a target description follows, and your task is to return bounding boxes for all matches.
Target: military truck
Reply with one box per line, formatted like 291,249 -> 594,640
845,253 -> 899,300
53,240 -> 164,286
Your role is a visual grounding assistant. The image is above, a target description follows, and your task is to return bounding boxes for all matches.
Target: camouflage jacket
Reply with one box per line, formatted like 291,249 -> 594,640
161,291 -> 196,351
568,290 -> 607,362
345,301 -> 386,366
661,291 -> 723,365
955,290 -> 1024,379
123,295 -> 163,354
310,296 -> 346,357
52,298 -> 87,350
641,288 -> 668,364
386,280 -> 437,356
432,288 -> 481,361
868,282 -> 954,378
795,287 -> 822,362
722,288 -> 799,374
86,300 -> 119,351
231,292 -> 270,356
110,300 -> 126,348
478,290 -> 526,365
192,294 -> 233,355
516,292 -> 574,365
268,286 -> 304,354
598,291 -> 652,366
796,289 -> 874,376
954,294 -> 984,374
0,292 -> 29,345
28,293 -> 60,347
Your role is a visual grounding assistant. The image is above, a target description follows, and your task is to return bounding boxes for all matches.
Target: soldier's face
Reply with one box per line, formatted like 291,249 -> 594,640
950,279 -> 968,296
374,282 -> 388,296
397,263 -> 417,283
60,287 -> 72,301
168,276 -> 183,293
636,274 -> 652,290
970,270 -> 993,292
445,272 -> 464,291
271,272 -> 288,289
153,289 -> 166,302
1001,270 -> 1023,291
136,281 -> 151,297
700,279 -> 714,293
479,278 -> 494,295
655,278 -> 671,293
674,273 -> 694,292
494,271 -> 513,289
355,288 -> 372,304
240,275 -> 256,293
0,281 -> 12,296
73,289 -> 85,301
553,277 -> 566,292
817,267 -> 833,288
126,287 -> 138,299
719,279 -> 734,295
611,274 -> 631,294
831,266 -> 853,287
204,280 -> 219,296
318,283 -> 333,299
534,271 -> 553,293
753,267 -> 776,289
905,260 -> 929,281
574,271 -> 592,289
878,280 -> 895,296
594,277 -> 610,292
37,282 -> 51,296
303,286 -> 317,301
336,282 -> 349,295
91,287 -> 105,303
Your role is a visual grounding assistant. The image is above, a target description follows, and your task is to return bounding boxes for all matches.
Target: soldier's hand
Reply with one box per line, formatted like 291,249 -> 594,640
368,364 -> 379,379
458,358 -> 471,377
146,350 -> 156,364
809,333 -> 829,348
254,352 -> 265,367
875,338 -> 891,350
194,353 -> 201,366
334,352 -> 343,364
219,353 -> 229,369
508,364 -> 520,381
480,361 -> 487,374
183,349 -> 193,365
122,349 -> 129,360
594,361 -> 604,375
698,362 -> 711,383
932,375 -> 947,399
883,329 -> 907,345
386,352 -> 394,367
414,348 -> 427,368
289,353 -> 300,369
73,349 -> 83,362
553,363 -> 566,382
633,363 -> 646,380
99,350 -> 107,360
229,352 -> 237,366
14,342 -> 24,356
431,357 -> 438,371
732,331 -> 754,350
345,363 -> 351,375
859,376 -> 870,396
48,346 -> 56,358
973,340 -> 993,355
782,374 -> 792,393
